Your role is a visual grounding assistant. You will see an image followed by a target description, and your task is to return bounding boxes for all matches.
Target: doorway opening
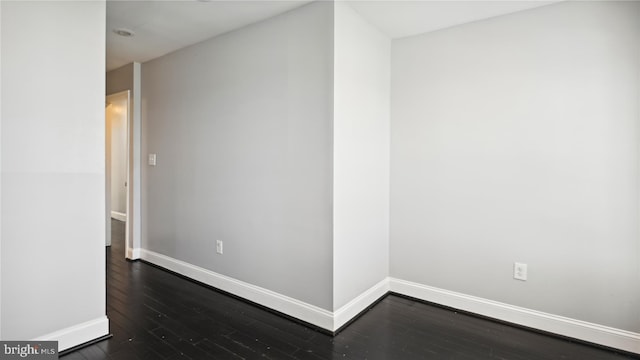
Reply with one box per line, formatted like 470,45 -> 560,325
105,91 -> 130,251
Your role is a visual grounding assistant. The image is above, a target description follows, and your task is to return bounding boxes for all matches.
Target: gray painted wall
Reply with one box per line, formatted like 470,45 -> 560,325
391,1 -> 640,332
106,63 -> 133,96
332,2 -> 390,310
141,2 -> 334,310
0,0 -> 107,341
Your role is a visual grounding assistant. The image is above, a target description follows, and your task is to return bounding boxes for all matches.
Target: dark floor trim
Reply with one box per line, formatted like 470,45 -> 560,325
390,292 -> 640,359
58,334 -> 113,357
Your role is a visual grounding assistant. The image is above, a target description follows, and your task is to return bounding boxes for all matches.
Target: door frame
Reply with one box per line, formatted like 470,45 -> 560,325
105,90 -> 131,249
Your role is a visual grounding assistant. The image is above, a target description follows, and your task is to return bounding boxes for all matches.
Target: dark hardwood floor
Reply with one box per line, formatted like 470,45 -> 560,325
62,220 -> 638,359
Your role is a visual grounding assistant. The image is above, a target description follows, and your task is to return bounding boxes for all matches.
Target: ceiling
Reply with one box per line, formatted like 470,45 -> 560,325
346,1 -> 557,39
106,0 -> 557,71
106,0 -> 313,70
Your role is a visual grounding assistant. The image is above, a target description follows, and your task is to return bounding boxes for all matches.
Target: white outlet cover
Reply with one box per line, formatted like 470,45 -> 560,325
514,262 -> 527,281
216,240 -> 223,254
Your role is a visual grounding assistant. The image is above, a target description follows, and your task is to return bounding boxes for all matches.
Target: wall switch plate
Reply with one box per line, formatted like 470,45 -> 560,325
514,262 -> 527,281
216,240 -> 223,255
148,153 -> 157,166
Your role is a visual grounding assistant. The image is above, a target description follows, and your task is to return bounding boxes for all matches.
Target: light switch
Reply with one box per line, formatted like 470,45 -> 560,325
148,153 -> 157,166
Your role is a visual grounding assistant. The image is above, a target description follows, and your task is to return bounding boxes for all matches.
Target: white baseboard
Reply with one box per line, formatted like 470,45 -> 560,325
34,316 -> 109,352
110,211 -> 126,222
389,278 -> 640,355
133,250 -> 640,354
333,278 -> 389,331
140,249 -> 335,330
126,247 -> 141,260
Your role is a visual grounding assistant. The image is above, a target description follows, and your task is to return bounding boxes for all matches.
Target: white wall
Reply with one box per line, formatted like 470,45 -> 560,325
391,1 -> 640,333
0,0 -> 108,349
332,2 -> 390,310
141,1 -> 334,310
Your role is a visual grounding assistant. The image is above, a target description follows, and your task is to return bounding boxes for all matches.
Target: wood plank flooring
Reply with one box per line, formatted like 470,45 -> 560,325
62,220 -> 638,359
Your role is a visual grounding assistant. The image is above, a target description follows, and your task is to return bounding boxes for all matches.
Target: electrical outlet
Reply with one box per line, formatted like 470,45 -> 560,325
216,240 -> 223,255
514,262 -> 527,281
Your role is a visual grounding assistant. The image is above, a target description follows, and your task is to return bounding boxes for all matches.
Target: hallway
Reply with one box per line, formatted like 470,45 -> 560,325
61,220 -> 636,359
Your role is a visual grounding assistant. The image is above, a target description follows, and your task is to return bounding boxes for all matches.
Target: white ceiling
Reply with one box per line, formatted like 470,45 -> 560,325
347,1 -> 557,39
106,0 -> 557,71
106,0 -> 313,70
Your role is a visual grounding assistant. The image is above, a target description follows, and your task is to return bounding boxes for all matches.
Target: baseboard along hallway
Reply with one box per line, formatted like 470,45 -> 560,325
55,219 -> 637,359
